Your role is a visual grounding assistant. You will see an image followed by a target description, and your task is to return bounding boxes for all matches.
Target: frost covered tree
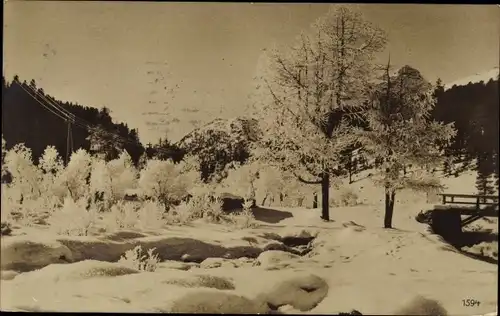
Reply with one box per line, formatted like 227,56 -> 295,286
107,150 -> 138,201
4,144 -> 42,201
221,161 -> 260,202
89,157 -> 113,209
177,154 -> 204,193
89,150 -> 138,210
38,145 -> 64,196
253,5 -> 386,220
55,149 -> 93,201
253,164 -> 284,206
138,158 -> 190,207
356,63 -> 456,228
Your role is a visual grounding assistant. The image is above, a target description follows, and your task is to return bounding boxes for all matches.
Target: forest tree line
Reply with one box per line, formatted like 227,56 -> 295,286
1,74 -> 499,195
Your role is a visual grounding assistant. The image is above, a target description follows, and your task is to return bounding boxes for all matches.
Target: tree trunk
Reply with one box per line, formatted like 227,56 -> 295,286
321,173 -> 330,221
262,193 -> 268,206
348,153 -> 353,184
313,193 -> 318,208
384,189 -> 396,228
297,197 -> 304,207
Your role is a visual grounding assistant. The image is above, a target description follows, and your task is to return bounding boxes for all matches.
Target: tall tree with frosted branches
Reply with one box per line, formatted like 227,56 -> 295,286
356,62 -> 456,228
252,5 -> 387,221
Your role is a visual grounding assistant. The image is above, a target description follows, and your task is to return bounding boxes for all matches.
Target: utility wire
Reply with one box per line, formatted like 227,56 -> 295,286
13,80 -> 181,157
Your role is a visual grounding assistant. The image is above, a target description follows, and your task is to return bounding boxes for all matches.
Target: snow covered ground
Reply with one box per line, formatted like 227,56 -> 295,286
1,170 -> 497,314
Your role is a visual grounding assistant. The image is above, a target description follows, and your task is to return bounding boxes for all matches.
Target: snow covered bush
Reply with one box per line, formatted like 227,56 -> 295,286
137,200 -> 166,230
227,198 -> 259,229
1,185 -> 21,221
106,201 -> 139,231
2,146 -> 65,226
88,151 -> 138,212
221,161 -> 258,202
339,188 -> 360,206
138,158 -> 190,207
107,151 -> 138,201
202,196 -> 225,223
38,145 -> 64,196
13,195 -> 61,226
54,149 -> 93,201
330,188 -> 360,207
89,158 -> 113,211
254,164 -> 283,206
280,174 -> 317,207
182,182 -> 226,223
166,201 -> 193,225
4,143 -> 42,201
178,154 -> 203,191
49,195 -> 97,236
119,246 -> 160,272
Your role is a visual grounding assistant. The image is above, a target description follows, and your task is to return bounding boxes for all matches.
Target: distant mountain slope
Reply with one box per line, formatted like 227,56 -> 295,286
445,67 -> 499,90
177,117 -> 260,148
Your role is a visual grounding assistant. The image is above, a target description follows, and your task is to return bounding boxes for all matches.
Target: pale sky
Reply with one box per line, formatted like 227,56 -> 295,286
3,2 -> 499,144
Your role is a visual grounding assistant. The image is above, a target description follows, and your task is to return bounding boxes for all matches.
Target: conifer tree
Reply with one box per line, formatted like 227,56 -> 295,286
357,63 -> 456,228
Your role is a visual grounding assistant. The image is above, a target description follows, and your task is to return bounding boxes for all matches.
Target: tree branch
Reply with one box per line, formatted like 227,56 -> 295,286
292,171 -> 322,184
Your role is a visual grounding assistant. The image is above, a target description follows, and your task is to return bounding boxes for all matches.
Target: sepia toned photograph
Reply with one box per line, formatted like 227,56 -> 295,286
1,2 -> 498,315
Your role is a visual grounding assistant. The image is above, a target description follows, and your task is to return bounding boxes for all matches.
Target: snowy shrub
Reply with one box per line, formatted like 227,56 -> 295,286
137,200 -> 166,230
138,159 -> 190,207
1,185 -> 23,222
38,146 -> 64,197
55,149 -> 92,201
178,155 -> 203,190
89,158 -> 113,211
329,188 -> 359,207
118,246 -> 160,272
183,182 -> 226,223
166,202 -> 193,225
162,182 -> 227,224
106,201 -> 139,231
227,198 -> 259,229
221,161 -> 258,202
49,195 -> 97,236
14,195 -> 61,226
4,144 -> 42,201
254,164 -> 283,206
339,188 -> 360,207
88,152 -> 138,211
202,196 -> 225,223
107,151 -> 138,201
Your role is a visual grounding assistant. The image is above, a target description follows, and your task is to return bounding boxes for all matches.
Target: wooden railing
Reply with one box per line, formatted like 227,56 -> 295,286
440,193 -> 498,209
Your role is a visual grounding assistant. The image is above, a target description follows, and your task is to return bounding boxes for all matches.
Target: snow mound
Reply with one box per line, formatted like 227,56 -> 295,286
170,290 -> 269,314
